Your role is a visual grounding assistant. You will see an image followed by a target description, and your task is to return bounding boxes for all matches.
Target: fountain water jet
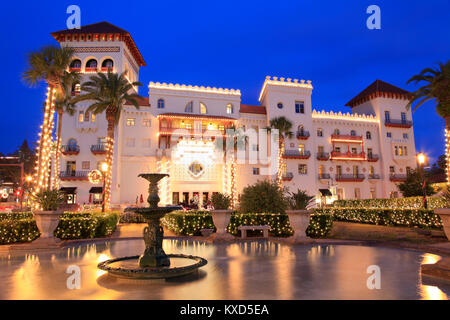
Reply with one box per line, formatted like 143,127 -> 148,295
97,173 -> 207,279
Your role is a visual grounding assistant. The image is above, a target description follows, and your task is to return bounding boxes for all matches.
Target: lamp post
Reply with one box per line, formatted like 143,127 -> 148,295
101,162 -> 108,213
417,152 -> 427,209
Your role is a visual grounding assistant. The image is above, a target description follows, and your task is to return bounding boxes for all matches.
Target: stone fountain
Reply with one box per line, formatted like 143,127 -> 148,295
98,173 -> 207,279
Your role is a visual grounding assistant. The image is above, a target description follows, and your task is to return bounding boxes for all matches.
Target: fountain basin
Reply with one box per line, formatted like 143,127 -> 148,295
98,254 -> 207,279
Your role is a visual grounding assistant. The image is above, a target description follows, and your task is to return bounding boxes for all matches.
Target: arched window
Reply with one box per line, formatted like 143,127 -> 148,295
200,102 -> 207,114
334,128 -> 340,135
86,59 -> 98,71
101,59 -> 114,71
366,131 -> 372,140
157,99 -> 165,109
317,128 -> 323,137
350,130 -> 356,136
185,101 -> 193,113
70,59 -> 81,71
67,139 -> 78,152
277,103 -> 283,109
226,103 -> 233,114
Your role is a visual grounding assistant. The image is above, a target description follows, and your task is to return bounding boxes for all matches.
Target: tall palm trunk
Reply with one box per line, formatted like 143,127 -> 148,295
34,84 -> 57,195
53,109 -> 63,189
277,138 -> 284,187
104,110 -> 116,211
446,116 -> 450,186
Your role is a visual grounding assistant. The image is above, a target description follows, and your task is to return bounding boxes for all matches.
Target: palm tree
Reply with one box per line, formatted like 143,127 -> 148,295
53,71 -> 80,189
23,45 -> 74,194
73,71 -> 143,210
407,61 -> 450,183
269,117 -> 293,186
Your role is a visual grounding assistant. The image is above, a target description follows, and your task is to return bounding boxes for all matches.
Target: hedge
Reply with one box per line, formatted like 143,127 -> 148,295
317,207 -> 442,229
333,197 -> 445,209
54,211 -> 120,240
161,211 -> 216,236
161,211 -> 333,238
0,212 -> 34,221
120,211 -> 147,224
0,219 -> 40,244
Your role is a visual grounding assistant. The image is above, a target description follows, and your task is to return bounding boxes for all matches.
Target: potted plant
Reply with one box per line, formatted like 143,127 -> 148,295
209,193 -> 234,241
434,187 -> 450,241
286,189 -> 314,242
32,189 -> 65,247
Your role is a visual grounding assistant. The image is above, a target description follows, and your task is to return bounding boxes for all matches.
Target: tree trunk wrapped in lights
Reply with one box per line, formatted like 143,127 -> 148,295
34,85 -> 57,196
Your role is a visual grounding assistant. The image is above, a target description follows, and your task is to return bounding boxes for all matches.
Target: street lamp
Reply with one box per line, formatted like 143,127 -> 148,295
417,152 -> 427,209
100,163 -> 108,213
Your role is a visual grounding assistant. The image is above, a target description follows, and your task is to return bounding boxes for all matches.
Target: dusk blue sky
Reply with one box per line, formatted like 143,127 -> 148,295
1,1 -> 449,164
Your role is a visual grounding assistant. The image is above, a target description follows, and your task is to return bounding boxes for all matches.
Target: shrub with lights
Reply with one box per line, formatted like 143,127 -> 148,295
161,210 -> 216,236
333,197 -> 445,209
318,207 -> 442,229
0,219 -> 40,244
161,210 -> 333,238
54,211 -> 120,240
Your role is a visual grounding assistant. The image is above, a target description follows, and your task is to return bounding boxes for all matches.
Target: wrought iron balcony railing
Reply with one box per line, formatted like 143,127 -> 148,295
335,174 -> 365,181
91,144 -> 107,154
61,145 -> 80,155
317,152 -> 330,160
296,131 -> 310,140
384,119 -> 412,128
59,171 -> 89,179
283,150 -> 311,159
282,172 -> 294,181
318,173 -> 331,179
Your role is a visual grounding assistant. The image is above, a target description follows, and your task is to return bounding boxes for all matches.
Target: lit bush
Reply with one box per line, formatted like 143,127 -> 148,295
333,197 -> 445,209
54,211 -> 120,240
161,211 -> 215,236
318,207 -> 442,229
0,219 -> 40,244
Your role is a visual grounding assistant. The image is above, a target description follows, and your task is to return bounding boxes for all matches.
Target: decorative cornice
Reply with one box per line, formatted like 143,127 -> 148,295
259,76 -> 313,102
312,110 -> 379,123
149,82 -> 241,96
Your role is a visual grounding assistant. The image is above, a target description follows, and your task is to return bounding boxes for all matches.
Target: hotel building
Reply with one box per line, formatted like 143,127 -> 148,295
51,22 -> 418,207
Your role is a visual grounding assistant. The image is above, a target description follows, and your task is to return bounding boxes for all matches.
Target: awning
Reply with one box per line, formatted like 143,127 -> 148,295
319,189 -> 332,196
89,187 -> 103,194
60,187 -> 77,194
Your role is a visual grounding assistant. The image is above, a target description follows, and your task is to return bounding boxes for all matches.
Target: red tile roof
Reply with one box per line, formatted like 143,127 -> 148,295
51,22 -> 146,67
125,96 -> 150,107
345,80 -> 412,107
240,104 -> 267,114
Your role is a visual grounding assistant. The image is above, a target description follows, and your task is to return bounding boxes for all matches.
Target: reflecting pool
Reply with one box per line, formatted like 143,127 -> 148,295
0,239 -> 449,300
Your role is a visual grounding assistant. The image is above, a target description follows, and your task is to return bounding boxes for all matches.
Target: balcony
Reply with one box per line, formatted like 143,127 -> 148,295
317,152 -> 330,161
385,119 -> 412,128
61,145 -> 80,155
282,172 -> 294,181
367,154 -> 379,162
69,67 -> 81,73
390,174 -> 407,182
318,173 -> 331,180
336,174 -> 365,182
159,126 -> 227,136
330,151 -> 366,161
296,131 -> 310,140
331,134 -> 363,143
101,67 -> 114,73
85,67 -> 98,73
91,144 -> 106,155
368,174 -> 381,180
59,171 -> 89,181
283,150 -> 311,159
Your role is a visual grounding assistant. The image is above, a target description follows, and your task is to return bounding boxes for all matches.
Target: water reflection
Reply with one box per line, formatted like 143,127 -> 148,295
0,240 -> 448,300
